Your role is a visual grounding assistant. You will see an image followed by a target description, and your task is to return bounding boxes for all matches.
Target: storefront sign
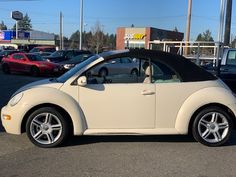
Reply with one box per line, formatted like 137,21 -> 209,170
125,33 -> 146,40
11,11 -> 23,21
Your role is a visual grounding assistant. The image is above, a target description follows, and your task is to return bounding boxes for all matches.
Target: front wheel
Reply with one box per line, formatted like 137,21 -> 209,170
26,107 -> 69,148
130,69 -> 138,76
2,64 -> 10,74
30,66 -> 40,77
192,106 -> 233,147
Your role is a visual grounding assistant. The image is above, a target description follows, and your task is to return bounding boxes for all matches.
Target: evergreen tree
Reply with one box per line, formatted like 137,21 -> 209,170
12,13 -> 32,31
196,30 -> 214,41
0,21 -> 7,30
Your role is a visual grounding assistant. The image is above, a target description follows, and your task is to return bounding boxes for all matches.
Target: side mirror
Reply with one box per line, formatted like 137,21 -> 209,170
77,76 -> 87,86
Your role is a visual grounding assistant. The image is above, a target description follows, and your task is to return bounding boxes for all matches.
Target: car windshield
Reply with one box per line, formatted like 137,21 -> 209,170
30,48 -> 40,53
50,51 -> 66,57
0,51 -> 5,56
0,51 -> 14,56
69,54 -> 93,62
57,55 -> 100,83
27,54 -> 45,61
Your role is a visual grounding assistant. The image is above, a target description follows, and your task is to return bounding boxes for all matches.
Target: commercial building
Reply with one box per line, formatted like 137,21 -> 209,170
116,27 -> 184,50
0,30 -> 55,50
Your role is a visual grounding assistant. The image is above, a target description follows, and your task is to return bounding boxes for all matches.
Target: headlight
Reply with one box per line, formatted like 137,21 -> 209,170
10,92 -> 23,107
64,64 -> 75,69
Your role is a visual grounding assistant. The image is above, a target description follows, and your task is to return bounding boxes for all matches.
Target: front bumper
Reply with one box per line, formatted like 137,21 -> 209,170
1,104 -> 27,135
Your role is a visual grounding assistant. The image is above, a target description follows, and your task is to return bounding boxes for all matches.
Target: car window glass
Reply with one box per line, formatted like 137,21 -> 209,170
66,51 -> 74,58
44,48 -> 55,53
26,54 -> 44,61
121,57 -> 132,63
30,48 -> 40,53
51,51 -> 65,57
85,57 -> 146,84
108,58 -> 120,64
13,54 -> 24,60
151,61 -> 181,83
227,50 -> 236,65
71,54 -> 91,62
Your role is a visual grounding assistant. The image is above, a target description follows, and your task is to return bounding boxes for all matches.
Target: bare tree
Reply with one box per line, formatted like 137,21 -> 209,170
88,21 -> 105,54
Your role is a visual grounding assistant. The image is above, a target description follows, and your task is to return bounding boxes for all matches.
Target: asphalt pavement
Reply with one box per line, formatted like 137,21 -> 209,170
0,70 -> 236,177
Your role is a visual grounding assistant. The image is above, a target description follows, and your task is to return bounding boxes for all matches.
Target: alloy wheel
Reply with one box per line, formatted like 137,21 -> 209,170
197,111 -> 229,144
30,112 -> 63,145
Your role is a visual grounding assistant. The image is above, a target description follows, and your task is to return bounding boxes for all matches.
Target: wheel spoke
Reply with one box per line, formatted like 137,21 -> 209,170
32,119 -> 42,128
213,131 -> 222,141
218,122 -> 229,130
200,119 -> 209,128
44,113 -> 52,124
202,129 -> 211,139
51,124 -> 62,131
33,130 -> 43,140
46,132 -> 54,144
211,113 -> 218,123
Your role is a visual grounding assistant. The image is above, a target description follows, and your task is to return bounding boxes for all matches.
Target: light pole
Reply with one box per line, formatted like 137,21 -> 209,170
79,0 -> 83,50
216,0 -> 226,75
224,0 -> 232,46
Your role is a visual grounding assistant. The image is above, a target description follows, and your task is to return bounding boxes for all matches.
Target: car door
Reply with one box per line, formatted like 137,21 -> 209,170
78,57 -> 156,129
121,57 -> 138,74
10,54 -> 27,72
220,50 -> 236,91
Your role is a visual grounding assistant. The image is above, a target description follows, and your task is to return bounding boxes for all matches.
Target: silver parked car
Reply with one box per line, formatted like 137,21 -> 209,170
90,57 -> 139,77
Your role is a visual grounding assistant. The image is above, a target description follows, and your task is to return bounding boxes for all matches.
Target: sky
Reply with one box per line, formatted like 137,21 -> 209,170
0,0 -> 235,41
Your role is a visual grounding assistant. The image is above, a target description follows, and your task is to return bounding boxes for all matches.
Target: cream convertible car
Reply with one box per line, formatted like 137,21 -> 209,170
1,49 -> 236,147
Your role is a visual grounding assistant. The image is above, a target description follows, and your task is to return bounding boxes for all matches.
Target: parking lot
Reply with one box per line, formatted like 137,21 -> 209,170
1,71 -> 236,177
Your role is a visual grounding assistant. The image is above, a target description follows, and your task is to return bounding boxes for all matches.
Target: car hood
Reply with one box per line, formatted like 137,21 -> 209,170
12,78 -> 63,98
33,61 -> 58,66
59,60 -> 81,65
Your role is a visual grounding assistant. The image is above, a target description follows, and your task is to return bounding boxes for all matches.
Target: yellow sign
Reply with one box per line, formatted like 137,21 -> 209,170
133,34 -> 146,40
125,33 -> 146,40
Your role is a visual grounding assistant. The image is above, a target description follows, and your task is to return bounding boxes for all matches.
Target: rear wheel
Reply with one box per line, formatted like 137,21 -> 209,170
192,106 -> 233,147
131,69 -> 138,76
26,107 -> 69,148
2,64 -> 10,74
30,66 -> 40,77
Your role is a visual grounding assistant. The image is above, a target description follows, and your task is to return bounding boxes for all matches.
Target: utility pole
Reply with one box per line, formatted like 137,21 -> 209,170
216,0 -> 226,75
79,0 -> 83,50
224,0 -> 232,46
16,21 -> 18,39
59,12 -> 63,50
185,0 -> 192,55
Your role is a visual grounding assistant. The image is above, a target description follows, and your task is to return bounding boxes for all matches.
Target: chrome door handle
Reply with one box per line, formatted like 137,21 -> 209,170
141,90 -> 155,95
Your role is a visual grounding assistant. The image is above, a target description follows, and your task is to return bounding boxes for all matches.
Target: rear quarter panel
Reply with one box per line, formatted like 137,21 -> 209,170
175,86 -> 236,134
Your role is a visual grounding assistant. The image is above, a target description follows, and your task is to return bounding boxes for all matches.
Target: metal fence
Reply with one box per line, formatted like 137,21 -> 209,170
148,41 -> 224,66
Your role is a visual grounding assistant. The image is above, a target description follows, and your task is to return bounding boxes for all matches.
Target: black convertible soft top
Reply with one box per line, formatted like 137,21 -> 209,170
100,49 -> 217,82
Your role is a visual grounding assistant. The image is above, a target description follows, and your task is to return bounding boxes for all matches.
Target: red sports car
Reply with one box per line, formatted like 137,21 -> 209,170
1,53 -> 61,76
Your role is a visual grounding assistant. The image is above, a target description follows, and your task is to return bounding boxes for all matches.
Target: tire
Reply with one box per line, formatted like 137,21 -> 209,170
99,68 -> 108,77
192,106 -> 233,147
30,66 -> 40,77
26,107 -> 69,148
2,64 -> 10,74
130,69 -> 138,76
